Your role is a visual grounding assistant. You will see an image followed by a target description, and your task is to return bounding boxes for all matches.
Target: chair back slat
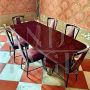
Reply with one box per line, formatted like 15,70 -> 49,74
74,26 -> 80,39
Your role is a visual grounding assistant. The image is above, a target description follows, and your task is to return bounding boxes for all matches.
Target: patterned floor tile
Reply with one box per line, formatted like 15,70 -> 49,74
84,71 -> 90,89
0,42 -> 5,49
64,71 -> 88,89
0,63 -> 6,73
16,82 -> 41,90
8,52 -> 22,65
20,67 -> 43,84
0,64 -> 23,81
81,59 -> 90,71
0,80 -> 18,90
0,43 -> 10,51
0,35 -> 7,42
42,84 -> 65,90
0,51 -> 10,63
0,32 -> 6,35
42,70 -> 65,86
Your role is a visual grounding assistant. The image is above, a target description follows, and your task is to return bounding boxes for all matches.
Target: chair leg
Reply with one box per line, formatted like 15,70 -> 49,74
47,66 -> 55,76
52,66 -> 55,74
75,74 -> 78,81
75,69 -> 78,81
13,49 -> 15,63
27,61 -> 29,78
21,58 -> 23,69
42,59 -> 47,71
66,74 -> 69,87
10,46 -> 11,56
27,45 -> 29,49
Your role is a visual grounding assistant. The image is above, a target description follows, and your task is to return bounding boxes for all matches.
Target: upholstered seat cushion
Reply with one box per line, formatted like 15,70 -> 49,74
27,48 -> 44,62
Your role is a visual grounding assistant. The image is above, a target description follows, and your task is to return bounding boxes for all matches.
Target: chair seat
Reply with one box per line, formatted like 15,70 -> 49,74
14,38 -> 28,49
27,48 -> 44,62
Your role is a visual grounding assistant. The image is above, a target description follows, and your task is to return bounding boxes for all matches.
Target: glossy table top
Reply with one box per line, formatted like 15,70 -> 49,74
10,21 -> 86,65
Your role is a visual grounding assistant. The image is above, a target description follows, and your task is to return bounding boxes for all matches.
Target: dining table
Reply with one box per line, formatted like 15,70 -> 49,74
10,20 -> 86,72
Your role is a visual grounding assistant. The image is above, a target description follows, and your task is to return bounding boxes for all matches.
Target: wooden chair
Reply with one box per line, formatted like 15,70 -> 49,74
16,36 -> 47,78
5,27 -> 28,63
46,17 -> 58,74
53,45 -> 89,87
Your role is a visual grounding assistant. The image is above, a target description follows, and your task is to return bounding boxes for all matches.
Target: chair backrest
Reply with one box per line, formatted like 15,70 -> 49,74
47,17 -> 58,30
65,24 -> 80,39
70,45 -> 90,72
12,15 -> 24,24
5,27 -> 14,48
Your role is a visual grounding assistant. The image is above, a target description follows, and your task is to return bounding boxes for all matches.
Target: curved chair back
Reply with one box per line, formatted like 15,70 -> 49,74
12,15 -> 24,24
47,17 -> 58,30
5,27 -> 14,48
70,45 -> 90,72
65,24 -> 80,39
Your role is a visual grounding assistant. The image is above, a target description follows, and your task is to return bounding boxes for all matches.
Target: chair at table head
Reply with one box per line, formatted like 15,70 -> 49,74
47,17 -> 58,30
45,17 -> 58,74
70,45 -> 90,72
65,45 -> 90,87
12,15 -> 24,24
65,24 -> 80,39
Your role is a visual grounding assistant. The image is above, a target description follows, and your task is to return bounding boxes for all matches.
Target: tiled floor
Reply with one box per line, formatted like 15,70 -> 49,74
0,31 -> 90,90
